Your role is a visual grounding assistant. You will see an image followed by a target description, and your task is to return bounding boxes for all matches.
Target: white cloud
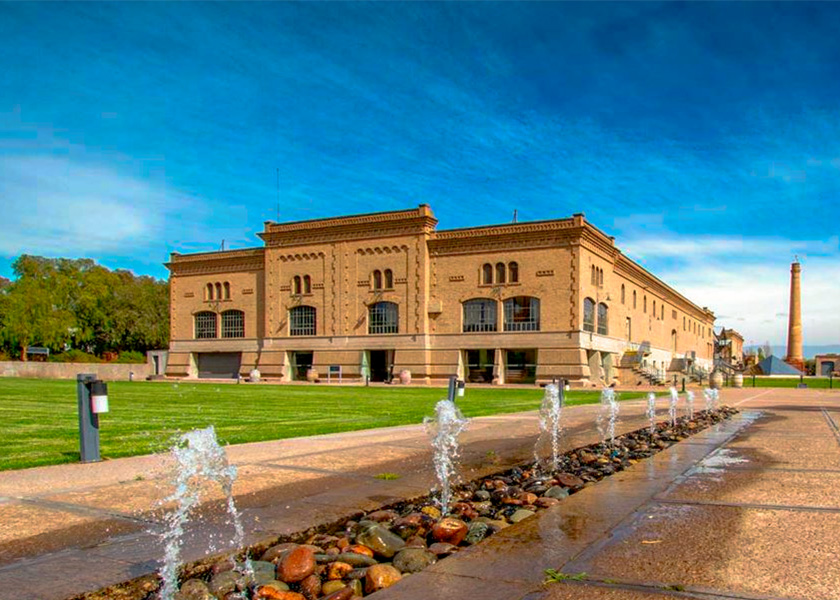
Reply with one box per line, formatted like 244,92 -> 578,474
620,234 -> 840,346
0,156 -> 167,255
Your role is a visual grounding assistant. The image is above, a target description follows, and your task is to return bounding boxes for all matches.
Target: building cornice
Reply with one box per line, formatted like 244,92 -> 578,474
259,204 -> 437,247
165,248 -> 265,276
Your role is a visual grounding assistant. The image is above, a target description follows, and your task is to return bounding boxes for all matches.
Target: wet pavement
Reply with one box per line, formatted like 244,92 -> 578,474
2,387 -> 839,599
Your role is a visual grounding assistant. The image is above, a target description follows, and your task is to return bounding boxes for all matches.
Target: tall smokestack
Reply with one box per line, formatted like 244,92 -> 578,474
785,260 -> 804,372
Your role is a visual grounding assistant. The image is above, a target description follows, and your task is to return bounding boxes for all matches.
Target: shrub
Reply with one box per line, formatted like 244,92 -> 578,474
115,351 -> 146,364
48,349 -> 102,363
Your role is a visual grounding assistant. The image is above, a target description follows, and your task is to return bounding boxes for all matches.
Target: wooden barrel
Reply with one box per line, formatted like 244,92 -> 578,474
732,372 -> 743,388
710,370 -> 724,389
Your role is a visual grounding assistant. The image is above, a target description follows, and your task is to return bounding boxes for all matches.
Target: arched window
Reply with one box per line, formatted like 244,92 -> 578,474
463,299 -> 497,332
653,300 -> 657,318
205,283 -> 214,301
221,310 -> 245,338
369,302 -> 398,334
495,262 -> 506,284
683,316 -> 686,331
643,295 -> 647,313
598,268 -> 604,286
290,305 -> 316,336
194,311 -> 217,339
633,290 -> 637,309
672,330 -> 678,352
303,275 -> 311,294
384,269 -> 393,289
591,265 -> 596,285
504,297 -> 539,331
597,303 -> 608,335
508,262 -> 519,283
482,263 -> 493,285
621,284 -> 625,304
293,276 -> 302,295
215,282 -> 222,300
372,270 -> 382,290
583,297 -> 595,332
223,282 -> 231,300
660,304 -> 664,320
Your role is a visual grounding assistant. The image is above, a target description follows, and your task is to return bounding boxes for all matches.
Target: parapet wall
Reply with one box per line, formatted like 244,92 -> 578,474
0,361 -> 151,380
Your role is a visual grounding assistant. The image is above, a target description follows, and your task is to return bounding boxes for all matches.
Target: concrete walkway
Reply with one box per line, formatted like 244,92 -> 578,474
376,387 -> 840,600
2,387 -> 838,599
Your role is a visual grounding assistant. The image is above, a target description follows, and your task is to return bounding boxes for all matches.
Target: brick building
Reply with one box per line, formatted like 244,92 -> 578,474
165,205 -> 715,385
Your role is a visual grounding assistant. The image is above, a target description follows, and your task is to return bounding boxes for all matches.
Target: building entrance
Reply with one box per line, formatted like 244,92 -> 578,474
505,349 -> 537,384
368,350 -> 394,382
290,351 -> 313,381
465,349 -> 495,383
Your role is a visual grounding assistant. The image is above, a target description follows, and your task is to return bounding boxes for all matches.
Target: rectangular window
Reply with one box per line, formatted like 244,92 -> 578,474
626,317 -> 632,340
290,306 -> 316,336
195,313 -> 216,339
463,300 -> 497,332
221,311 -> 245,338
504,297 -> 540,331
369,302 -> 399,334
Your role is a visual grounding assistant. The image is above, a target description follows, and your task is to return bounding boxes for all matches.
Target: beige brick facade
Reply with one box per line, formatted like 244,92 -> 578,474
165,205 -> 715,385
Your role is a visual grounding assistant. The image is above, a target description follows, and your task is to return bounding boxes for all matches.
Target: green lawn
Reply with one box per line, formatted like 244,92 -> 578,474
0,379 -> 647,471
735,376 -> 837,389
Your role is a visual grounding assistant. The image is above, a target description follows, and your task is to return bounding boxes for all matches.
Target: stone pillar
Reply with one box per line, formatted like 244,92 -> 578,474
785,261 -> 805,372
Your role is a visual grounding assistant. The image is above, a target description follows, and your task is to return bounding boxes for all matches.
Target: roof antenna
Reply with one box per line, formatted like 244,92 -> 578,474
513,209 -> 518,223
220,239 -> 225,251
276,167 -> 280,223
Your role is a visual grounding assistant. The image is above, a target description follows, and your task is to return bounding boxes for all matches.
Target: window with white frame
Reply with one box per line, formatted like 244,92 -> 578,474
504,296 -> 540,331
463,299 -> 497,332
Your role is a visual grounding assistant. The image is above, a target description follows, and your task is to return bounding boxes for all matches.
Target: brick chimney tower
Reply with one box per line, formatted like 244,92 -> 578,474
785,260 -> 804,372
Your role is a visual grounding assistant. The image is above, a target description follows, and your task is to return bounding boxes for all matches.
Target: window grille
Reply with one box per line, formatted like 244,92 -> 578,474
368,302 -> 398,334
195,312 -> 217,339
597,303 -> 608,335
463,299 -> 497,332
221,310 -> 245,338
583,298 -> 595,332
290,305 -> 316,336
504,297 -> 540,331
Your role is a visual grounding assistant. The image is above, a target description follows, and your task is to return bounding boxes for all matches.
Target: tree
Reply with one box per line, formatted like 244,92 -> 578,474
0,255 -> 169,359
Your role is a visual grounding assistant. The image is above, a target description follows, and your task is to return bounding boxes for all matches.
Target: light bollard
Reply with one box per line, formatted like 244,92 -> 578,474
77,374 -> 109,463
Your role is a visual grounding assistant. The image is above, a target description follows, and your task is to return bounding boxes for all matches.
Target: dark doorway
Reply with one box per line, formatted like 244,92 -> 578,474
465,349 -> 495,383
505,349 -> 537,384
369,350 -> 393,382
197,352 -> 242,379
291,351 -> 314,381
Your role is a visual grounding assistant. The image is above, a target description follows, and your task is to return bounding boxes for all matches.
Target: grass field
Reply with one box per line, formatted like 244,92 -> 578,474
0,379 -> 648,471
735,376 -> 837,389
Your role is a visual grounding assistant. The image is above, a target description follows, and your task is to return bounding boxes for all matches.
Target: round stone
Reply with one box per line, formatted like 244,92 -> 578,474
320,580 -> 348,596
392,548 -> 436,573
431,517 -> 468,545
364,564 -> 402,593
355,523 -> 405,558
544,486 -> 569,499
277,546 -> 316,583
510,509 -> 535,523
464,521 -> 489,545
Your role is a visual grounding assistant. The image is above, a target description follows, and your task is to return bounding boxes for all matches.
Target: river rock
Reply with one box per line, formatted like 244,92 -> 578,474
327,561 -> 354,580
367,509 -> 399,523
209,570 -> 242,596
428,542 -> 458,556
393,548 -> 436,573
365,564 -> 402,593
343,544 -> 374,557
321,585 -> 354,600
544,486 -> 569,499
316,552 -> 378,567
262,543 -> 299,563
320,581 -> 348,596
473,489 -> 491,501
178,579 -> 213,600
211,557 -> 237,575
510,509 -> 535,523
535,497 -> 561,508
255,590 -> 305,600
253,582 -> 293,599
431,517 -> 468,545
420,505 -> 441,519
298,574 -> 321,600
277,546 -> 316,583
355,523 -> 405,558
555,473 -> 584,488
464,521 -> 489,545
249,561 -> 277,585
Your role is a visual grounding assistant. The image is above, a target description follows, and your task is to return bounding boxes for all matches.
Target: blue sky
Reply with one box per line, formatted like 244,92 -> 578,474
1,2 -> 838,346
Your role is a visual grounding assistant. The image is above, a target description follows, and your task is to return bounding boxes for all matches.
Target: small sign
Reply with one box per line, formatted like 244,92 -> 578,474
328,365 -> 342,383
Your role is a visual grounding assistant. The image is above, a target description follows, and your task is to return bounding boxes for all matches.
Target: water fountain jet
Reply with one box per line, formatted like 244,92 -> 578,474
668,387 -> 679,427
596,388 -> 619,446
424,399 -> 469,515
646,392 -> 657,434
534,383 -> 564,472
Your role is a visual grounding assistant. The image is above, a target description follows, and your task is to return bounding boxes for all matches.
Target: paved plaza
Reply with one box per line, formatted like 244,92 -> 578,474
1,387 -> 838,599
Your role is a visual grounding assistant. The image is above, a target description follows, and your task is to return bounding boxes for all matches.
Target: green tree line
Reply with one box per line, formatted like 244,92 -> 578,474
0,255 -> 169,361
